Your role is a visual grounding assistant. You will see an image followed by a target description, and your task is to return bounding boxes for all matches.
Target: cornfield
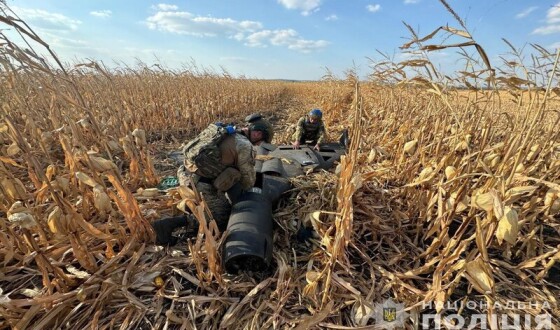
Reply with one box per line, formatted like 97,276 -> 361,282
1,1 -> 559,329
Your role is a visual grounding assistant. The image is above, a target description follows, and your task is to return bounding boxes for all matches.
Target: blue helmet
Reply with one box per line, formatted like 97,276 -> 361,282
309,109 -> 322,118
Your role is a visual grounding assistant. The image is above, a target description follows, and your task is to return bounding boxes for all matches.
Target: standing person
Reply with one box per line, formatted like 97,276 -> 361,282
292,109 -> 327,151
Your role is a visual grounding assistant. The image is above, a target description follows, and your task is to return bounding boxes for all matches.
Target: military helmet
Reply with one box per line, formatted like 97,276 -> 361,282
245,113 -> 263,123
309,109 -> 323,119
250,122 -> 273,143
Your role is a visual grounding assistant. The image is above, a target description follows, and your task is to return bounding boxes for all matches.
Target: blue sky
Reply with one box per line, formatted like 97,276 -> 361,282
2,0 -> 559,80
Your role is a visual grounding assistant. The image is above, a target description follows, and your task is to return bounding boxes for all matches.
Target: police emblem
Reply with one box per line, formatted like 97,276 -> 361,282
373,298 -> 408,329
383,307 -> 397,322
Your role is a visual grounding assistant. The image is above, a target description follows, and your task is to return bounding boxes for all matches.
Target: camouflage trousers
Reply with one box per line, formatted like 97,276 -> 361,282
177,165 -> 231,230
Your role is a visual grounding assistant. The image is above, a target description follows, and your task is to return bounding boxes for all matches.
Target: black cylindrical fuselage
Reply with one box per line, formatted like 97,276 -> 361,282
222,190 -> 273,274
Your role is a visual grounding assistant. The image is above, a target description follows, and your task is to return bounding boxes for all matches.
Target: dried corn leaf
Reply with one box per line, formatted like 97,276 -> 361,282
306,270 -> 321,284
294,301 -> 334,330
89,156 -> 118,172
1,177 -> 28,200
93,185 -> 112,215
139,188 -> 159,197
66,265 -> 91,279
0,156 -> 24,168
544,188 -> 558,207
6,143 -> 21,156
465,258 -> 494,294
132,128 -> 147,147
506,185 -> 539,198
353,300 -> 374,326
472,192 -> 494,213
75,171 -> 99,188
8,212 -> 36,228
404,139 -> 418,155
445,166 -> 457,180
496,207 -> 518,245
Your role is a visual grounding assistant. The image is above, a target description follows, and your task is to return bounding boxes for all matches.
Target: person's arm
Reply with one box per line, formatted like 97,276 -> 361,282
316,121 -> 326,144
292,117 -> 305,148
294,117 -> 305,141
236,136 -> 256,190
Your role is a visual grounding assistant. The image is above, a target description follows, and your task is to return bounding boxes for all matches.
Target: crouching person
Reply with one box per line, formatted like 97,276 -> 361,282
153,122 -> 266,245
292,109 -> 327,151
178,123 -> 256,231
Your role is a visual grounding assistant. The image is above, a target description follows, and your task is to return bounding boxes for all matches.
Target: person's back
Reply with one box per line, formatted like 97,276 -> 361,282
183,123 -> 231,179
217,133 -> 256,190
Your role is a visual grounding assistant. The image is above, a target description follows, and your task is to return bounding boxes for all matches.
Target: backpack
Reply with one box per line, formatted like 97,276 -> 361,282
183,123 -> 231,179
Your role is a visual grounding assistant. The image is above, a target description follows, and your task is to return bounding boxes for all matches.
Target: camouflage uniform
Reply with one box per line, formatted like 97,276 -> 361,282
178,133 -> 255,230
292,115 -> 327,145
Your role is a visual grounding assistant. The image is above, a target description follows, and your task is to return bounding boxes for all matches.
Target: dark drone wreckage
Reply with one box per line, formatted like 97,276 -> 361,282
152,131 -> 348,274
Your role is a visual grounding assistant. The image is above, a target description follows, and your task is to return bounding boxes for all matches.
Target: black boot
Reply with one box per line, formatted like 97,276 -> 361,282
152,214 -> 199,246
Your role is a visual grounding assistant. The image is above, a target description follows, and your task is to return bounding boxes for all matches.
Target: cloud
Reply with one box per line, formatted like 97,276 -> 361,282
15,29 -> 112,62
146,9 -> 328,53
11,6 -> 81,31
533,4 -> 560,35
546,4 -> 560,23
90,10 -> 112,18
49,36 -> 88,49
153,3 -> 179,11
123,47 -> 177,55
515,6 -> 537,19
533,25 -> 560,35
366,4 -> 381,13
325,14 -> 338,21
548,41 -> 560,50
146,11 -> 262,37
404,0 -> 420,4
277,0 -> 321,16
244,29 -> 329,53
220,56 -> 252,63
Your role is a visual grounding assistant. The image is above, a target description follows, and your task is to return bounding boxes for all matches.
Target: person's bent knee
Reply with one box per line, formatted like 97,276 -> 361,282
213,167 -> 241,191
